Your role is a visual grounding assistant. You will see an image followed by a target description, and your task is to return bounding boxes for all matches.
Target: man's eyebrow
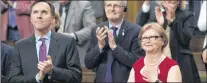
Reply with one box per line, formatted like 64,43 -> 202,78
32,9 -> 48,12
41,10 -> 48,13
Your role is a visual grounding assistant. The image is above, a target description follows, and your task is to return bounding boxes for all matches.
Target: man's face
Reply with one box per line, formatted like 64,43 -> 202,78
30,2 -> 54,31
104,1 -> 125,21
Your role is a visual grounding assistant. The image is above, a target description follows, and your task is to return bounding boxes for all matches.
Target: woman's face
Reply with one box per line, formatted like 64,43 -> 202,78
141,29 -> 164,53
162,1 -> 180,12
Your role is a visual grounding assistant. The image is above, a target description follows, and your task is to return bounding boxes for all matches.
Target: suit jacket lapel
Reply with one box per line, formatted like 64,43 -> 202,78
117,20 -> 128,45
27,35 -> 38,72
65,1 -> 76,31
105,22 -> 109,48
48,32 -> 60,63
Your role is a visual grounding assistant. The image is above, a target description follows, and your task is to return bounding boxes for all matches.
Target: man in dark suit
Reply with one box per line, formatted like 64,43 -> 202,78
85,1 -> 144,82
136,1 -> 201,82
8,1 -> 82,83
1,43 -> 13,82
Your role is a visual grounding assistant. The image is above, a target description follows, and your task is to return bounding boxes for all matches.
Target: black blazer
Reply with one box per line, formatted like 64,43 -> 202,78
1,43 -> 13,82
136,1 -> 158,27
8,31 -> 82,83
85,20 -> 144,82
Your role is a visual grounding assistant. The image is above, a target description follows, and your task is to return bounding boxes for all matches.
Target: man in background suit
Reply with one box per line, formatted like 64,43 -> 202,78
8,1 -> 82,83
1,43 -> 13,82
57,1 -> 96,68
85,1 -> 144,82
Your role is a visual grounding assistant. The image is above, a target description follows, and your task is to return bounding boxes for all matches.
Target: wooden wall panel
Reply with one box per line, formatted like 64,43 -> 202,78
125,1 -> 144,23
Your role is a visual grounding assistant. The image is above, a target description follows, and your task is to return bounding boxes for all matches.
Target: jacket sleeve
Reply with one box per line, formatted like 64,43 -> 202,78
136,1 -> 156,26
169,11 -> 195,47
84,27 -> 106,69
8,46 -> 37,83
136,8 -> 151,26
74,1 -> 96,45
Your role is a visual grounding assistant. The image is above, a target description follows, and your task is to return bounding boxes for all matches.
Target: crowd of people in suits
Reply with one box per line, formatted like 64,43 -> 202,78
1,0 -> 206,83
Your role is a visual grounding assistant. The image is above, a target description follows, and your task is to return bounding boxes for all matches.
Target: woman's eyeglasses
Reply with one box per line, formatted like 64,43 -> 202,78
141,36 -> 163,42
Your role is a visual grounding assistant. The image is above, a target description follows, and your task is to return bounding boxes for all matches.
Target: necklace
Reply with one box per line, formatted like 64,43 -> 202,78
144,54 -> 165,66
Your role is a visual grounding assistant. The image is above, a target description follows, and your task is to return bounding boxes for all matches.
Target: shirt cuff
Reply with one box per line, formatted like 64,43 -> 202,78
35,74 -> 41,83
203,35 -> 207,48
111,46 -> 117,51
13,2 -> 17,9
99,48 -> 103,53
47,67 -> 53,80
69,33 -> 76,40
142,2 -> 150,13
61,32 -> 76,40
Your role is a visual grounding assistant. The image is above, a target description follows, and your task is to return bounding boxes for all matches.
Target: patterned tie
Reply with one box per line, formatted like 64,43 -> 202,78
39,38 -> 46,62
104,27 -> 118,82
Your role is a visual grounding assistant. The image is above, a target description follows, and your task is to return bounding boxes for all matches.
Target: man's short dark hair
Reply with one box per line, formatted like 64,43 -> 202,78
29,0 -> 55,16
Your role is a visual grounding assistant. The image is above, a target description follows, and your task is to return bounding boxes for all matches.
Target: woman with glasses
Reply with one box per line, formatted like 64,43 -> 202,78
128,23 -> 182,82
136,0 -> 200,82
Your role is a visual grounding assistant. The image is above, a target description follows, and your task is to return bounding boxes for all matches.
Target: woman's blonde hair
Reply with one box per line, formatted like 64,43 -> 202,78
179,0 -> 187,10
138,22 -> 168,51
156,0 -> 187,10
54,10 -> 61,32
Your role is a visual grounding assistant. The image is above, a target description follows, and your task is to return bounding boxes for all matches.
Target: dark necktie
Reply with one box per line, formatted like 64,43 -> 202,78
39,38 -> 46,62
111,27 -> 118,41
104,27 -> 118,82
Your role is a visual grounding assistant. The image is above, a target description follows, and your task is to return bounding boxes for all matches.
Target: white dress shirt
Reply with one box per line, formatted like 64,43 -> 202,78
35,30 -> 51,82
197,1 -> 206,48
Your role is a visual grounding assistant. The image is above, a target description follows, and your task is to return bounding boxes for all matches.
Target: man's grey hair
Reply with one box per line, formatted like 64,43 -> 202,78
104,0 -> 127,7
156,1 -> 187,10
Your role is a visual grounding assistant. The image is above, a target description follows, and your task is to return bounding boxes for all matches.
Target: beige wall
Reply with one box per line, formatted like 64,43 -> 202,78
125,1 -> 143,23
